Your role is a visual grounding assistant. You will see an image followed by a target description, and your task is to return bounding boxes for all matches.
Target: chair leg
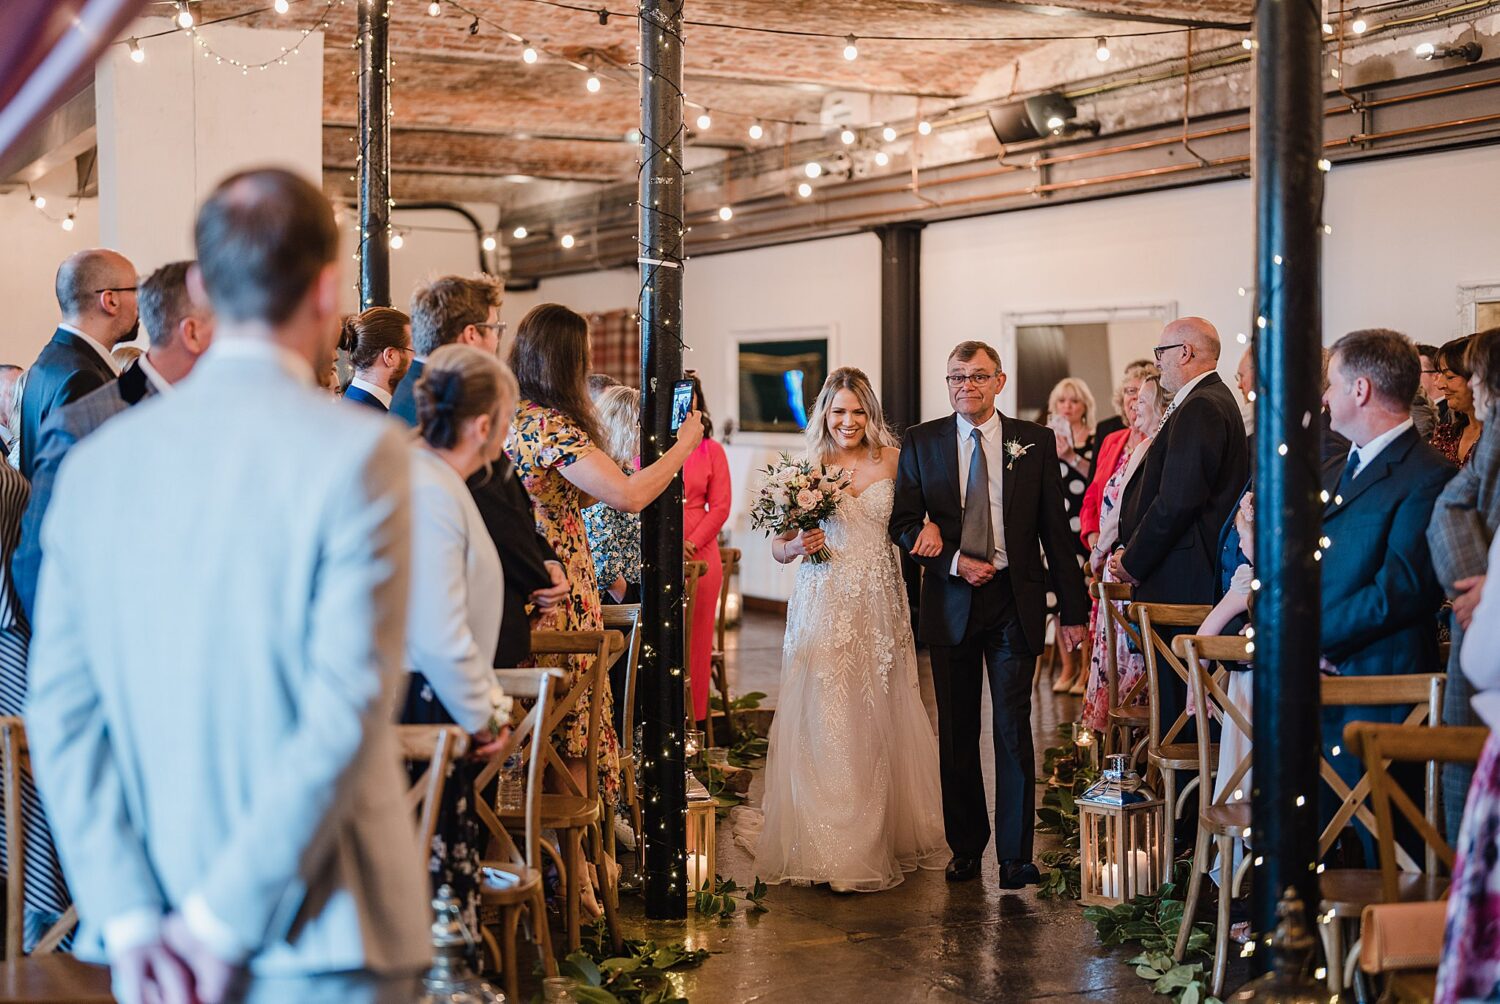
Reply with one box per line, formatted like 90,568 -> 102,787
1325,916 -> 1344,994
564,826 -> 582,951
533,886 -> 558,973
1211,834 -> 1232,997
1160,769 -> 1178,878
712,654 -> 735,742
591,820 -> 623,953
1173,824 -> 1211,962
502,905 -> 521,1004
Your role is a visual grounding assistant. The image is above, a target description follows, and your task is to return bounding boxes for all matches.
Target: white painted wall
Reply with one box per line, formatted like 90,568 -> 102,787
0,185 -> 100,365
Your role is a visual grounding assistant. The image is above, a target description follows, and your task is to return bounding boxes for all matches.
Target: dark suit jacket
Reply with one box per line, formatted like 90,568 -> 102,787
1118,371 -> 1247,605
469,458 -> 562,667
889,413 -> 1089,653
19,328 -> 118,479
342,383 -> 389,412
14,360 -> 154,620
389,358 -> 423,427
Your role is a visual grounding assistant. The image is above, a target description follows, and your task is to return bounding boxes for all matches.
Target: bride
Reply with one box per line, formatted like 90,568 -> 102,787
738,367 -> 948,892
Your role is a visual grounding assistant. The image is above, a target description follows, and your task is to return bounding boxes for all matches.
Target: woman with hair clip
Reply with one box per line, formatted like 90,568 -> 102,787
735,366 -> 946,893
401,343 -> 517,931
680,373 -> 732,728
339,306 -> 413,413
583,383 -> 644,605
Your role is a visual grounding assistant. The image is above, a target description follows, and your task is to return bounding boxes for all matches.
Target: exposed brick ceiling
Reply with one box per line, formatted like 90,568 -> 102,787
207,0 -> 1255,201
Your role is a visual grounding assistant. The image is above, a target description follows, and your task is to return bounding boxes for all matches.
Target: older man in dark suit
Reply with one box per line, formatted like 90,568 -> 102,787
18,249 -> 140,478
13,261 -> 214,620
1427,327 -> 1500,841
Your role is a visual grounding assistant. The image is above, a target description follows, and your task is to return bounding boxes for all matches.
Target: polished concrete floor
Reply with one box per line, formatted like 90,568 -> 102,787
619,610 -> 1176,1003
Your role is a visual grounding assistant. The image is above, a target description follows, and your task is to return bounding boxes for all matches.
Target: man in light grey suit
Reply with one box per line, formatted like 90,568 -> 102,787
26,169 -> 430,1004
13,260 -> 216,623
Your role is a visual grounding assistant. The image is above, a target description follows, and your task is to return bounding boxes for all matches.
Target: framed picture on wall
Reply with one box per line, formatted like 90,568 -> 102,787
1459,282 -> 1500,334
729,325 -> 835,443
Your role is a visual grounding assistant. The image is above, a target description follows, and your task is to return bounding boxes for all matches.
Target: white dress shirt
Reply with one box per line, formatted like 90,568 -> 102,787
349,376 -> 393,409
1162,369 -> 1213,423
1347,418 -> 1414,479
136,354 -> 172,395
951,410 -> 1009,574
58,322 -> 120,376
407,448 -> 504,732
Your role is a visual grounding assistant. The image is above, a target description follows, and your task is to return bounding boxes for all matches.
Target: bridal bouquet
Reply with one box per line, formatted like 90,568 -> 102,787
748,454 -> 852,564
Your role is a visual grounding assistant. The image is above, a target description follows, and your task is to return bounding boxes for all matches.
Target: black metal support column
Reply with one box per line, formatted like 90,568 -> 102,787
1250,0 -> 1324,963
638,0 -> 688,920
876,222 -> 924,435
356,0 -> 391,309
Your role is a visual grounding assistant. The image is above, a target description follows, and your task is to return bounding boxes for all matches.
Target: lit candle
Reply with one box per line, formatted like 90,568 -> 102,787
687,852 -> 709,891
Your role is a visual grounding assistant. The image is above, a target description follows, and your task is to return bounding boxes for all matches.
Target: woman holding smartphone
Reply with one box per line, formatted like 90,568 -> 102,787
1046,376 -> 1098,694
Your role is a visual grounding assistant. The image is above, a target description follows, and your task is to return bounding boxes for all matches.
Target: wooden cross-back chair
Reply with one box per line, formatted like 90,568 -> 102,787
1171,634 -> 1255,997
474,668 -> 563,1003
600,604 -> 645,874
683,559 -> 709,725
394,724 -> 469,870
1316,675 -> 1446,993
1093,581 -> 1149,762
1129,601 -> 1214,844
0,717 -> 112,1001
498,630 -> 624,954
705,547 -> 741,746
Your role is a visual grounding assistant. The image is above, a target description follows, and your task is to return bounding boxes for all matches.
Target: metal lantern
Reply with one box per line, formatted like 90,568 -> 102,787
1079,754 -> 1165,906
418,885 -> 507,1004
1229,889 -> 1337,1003
685,772 -> 717,898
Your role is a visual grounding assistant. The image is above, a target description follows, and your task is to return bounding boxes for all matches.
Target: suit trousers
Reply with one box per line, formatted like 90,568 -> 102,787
928,570 -> 1036,864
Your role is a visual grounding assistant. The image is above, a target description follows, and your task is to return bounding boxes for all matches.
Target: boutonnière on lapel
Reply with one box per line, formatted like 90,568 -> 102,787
1004,438 -> 1031,471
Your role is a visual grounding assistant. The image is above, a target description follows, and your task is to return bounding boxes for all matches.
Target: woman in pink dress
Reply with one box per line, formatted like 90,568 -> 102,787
682,374 -> 732,726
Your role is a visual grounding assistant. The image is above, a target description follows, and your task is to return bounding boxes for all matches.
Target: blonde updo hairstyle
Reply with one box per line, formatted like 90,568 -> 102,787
594,383 -> 641,469
804,366 -> 899,465
415,343 -> 518,450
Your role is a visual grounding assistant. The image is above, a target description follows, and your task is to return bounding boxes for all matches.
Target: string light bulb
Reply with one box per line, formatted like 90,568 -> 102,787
522,45 -> 538,63
561,233 -> 575,248
62,214 -> 75,232
388,231 -> 404,250
796,181 -> 813,198
1242,37 -> 1255,50
804,161 -> 823,178
748,121 -> 763,140
586,75 -> 601,93
1095,36 -> 1111,61
512,225 -> 528,239
917,119 -> 932,135
695,111 -> 711,130
481,234 -> 497,251
127,37 -> 144,62
427,1 -> 441,14
1351,9 -> 1367,33
175,2 -> 194,28
840,128 -> 855,145
1317,158 -> 1332,171
31,194 -> 45,210
874,150 -> 890,166
882,125 -> 897,142
274,0 -> 289,12
1323,21 -> 1334,33
843,35 -> 859,61
718,205 -> 733,221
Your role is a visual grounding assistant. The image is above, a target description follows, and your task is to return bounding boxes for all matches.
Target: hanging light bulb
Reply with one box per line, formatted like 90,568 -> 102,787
843,35 -> 859,61
696,111 -> 712,130
874,150 -> 890,166
560,233 -> 575,249
427,1 -> 441,14
128,37 -> 145,62
917,120 -> 932,135
1350,9 -> 1367,33
586,74 -> 601,93
1242,36 -> 1255,49
31,194 -> 46,210
804,161 -> 823,179
797,181 -> 813,198
748,121 -> 764,140
481,234 -> 497,251
62,214 -> 75,232
840,128 -> 856,145
718,205 -> 733,222
273,0 -> 289,13
512,225 -> 528,239
1317,158 -> 1332,171
1095,36 -> 1111,61
1322,21 -> 1334,33
175,2 -> 194,28
389,231 -> 404,250
881,125 -> 897,142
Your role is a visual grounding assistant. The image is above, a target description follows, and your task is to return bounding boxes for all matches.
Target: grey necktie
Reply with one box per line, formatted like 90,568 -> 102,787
960,427 -> 993,561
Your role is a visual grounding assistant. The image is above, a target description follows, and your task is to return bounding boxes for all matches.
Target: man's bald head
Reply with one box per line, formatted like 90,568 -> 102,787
1156,316 -> 1221,393
55,249 -> 136,320
1165,317 -> 1221,361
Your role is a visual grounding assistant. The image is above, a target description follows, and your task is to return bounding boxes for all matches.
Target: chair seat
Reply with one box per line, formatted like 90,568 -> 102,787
479,863 -> 544,906
0,955 -> 114,1002
1108,707 -> 1149,724
1201,802 -> 1252,837
1151,742 -> 1217,771
1320,869 -> 1450,915
497,793 -> 600,829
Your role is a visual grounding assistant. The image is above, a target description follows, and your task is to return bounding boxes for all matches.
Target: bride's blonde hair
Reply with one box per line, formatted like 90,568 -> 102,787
805,367 -> 899,465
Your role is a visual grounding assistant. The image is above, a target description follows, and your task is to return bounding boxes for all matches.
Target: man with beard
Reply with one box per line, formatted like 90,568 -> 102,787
340,307 -> 413,412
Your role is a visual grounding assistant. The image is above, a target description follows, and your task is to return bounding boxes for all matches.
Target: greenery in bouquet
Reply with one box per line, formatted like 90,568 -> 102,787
748,453 -> 853,565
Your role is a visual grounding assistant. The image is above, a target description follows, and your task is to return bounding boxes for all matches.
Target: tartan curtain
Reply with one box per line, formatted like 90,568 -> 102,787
588,309 -> 641,388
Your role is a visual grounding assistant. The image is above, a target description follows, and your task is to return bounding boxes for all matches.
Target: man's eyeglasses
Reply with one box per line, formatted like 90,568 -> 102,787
945,372 -> 997,387
92,286 -> 138,294
1153,342 -> 1186,361
1420,368 -> 1440,376
475,321 -> 507,335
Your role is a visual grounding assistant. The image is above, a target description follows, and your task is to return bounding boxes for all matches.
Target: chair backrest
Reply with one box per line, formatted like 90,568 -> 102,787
1175,635 -> 1254,820
1319,674 -> 1444,871
1092,581 -> 1142,716
474,668 -> 561,871
1344,722 -> 1488,902
714,547 -> 741,653
528,629 -> 622,801
1129,602 -> 1213,753
0,716 -> 76,957
394,724 -> 469,871
600,604 -> 644,748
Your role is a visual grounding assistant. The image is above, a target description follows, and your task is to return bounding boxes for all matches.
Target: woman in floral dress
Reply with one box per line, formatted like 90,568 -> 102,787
506,303 -> 704,809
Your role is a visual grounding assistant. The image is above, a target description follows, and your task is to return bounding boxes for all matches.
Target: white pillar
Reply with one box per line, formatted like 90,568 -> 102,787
95,18 -> 324,272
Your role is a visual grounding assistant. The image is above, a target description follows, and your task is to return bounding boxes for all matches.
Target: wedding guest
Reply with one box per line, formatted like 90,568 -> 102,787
1080,361 -> 1158,553
1320,328 -> 1452,852
1093,360 -> 1149,442
0,365 -> 21,459
587,372 -> 621,398
682,374 -> 732,724
340,306 -> 413,412
1435,533 -> 1500,1004
13,260 -> 215,622
1432,336 -> 1483,467
1416,342 -> 1452,419
1046,377 -> 1097,694
19,248 -> 138,478
26,169 -> 431,1002
507,303 -> 703,810
1234,345 -> 1256,444
1110,317 -> 1247,731
392,275 -> 504,426
402,343 -> 517,931
583,383 -> 643,605
1080,376 -> 1170,732
1428,327 -> 1500,842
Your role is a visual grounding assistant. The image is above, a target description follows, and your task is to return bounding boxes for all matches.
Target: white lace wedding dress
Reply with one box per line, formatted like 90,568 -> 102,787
734,478 -> 948,892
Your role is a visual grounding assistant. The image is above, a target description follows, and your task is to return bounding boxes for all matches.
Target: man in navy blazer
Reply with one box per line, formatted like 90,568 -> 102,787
390,275 -> 503,426
1319,328 -> 1453,850
18,249 -> 139,478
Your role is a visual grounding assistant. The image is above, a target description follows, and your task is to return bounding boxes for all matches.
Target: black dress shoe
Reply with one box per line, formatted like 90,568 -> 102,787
999,860 -> 1042,889
945,856 -> 981,882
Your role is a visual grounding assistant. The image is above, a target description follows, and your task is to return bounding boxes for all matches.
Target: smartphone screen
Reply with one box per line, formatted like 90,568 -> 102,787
671,379 -> 694,430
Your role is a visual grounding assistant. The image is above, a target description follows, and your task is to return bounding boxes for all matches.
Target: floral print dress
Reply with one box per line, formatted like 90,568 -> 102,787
507,400 -> 620,803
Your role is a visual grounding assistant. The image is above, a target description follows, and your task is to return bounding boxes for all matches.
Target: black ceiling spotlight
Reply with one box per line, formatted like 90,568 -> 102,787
986,93 -> 1100,144
1414,40 -> 1483,62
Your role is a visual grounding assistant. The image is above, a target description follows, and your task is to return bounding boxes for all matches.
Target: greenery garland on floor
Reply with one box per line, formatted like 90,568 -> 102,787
547,919 -> 710,1004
